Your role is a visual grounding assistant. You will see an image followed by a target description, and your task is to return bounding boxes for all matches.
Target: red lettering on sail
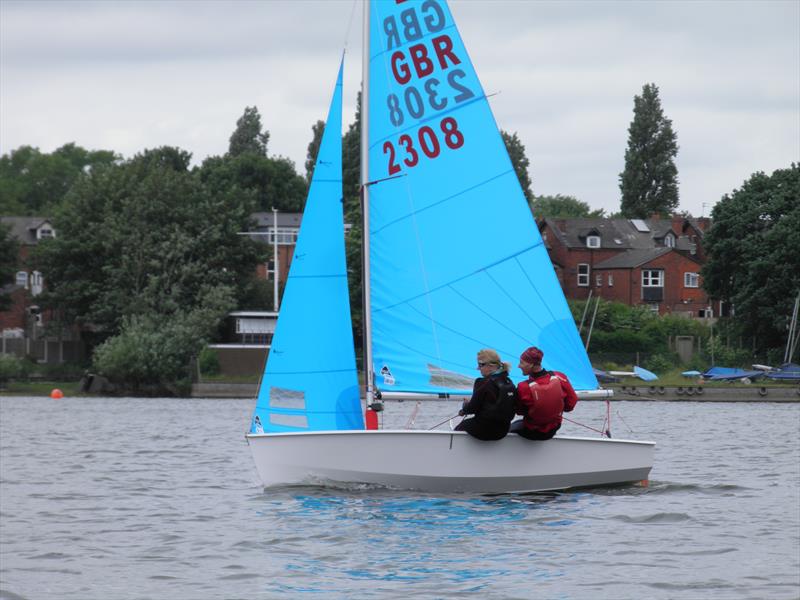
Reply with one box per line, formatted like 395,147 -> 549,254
409,43 -> 434,78
390,37 -> 461,85
391,51 -> 411,85
432,35 -> 460,70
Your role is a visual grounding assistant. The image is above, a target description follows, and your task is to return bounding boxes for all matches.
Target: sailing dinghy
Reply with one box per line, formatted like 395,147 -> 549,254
246,0 -> 654,493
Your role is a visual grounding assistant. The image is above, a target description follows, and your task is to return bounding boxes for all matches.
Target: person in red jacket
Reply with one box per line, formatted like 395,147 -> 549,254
511,346 -> 578,440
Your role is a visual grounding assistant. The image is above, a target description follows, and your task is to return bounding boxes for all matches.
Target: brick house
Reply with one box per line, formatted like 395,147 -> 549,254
539,214 -> 717,317
0,216 -> 84,362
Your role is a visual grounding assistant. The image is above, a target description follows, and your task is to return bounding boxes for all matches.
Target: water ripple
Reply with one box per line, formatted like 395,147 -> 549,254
1,397 -> 798,600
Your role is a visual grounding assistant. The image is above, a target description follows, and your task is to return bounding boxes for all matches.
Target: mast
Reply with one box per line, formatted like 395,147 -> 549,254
360,0 -> 375,403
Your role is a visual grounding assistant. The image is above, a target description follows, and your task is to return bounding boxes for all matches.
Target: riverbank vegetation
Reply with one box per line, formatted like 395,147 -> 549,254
2,103 -> 797,395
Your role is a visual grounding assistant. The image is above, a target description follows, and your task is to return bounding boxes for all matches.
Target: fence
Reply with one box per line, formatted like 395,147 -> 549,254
0,337 -> 86,364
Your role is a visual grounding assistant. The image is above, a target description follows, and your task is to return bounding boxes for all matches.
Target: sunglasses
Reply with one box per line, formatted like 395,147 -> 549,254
477,361 -> 493,367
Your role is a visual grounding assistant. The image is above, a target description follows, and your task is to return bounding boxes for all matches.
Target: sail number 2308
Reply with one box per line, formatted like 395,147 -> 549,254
383,117 -> 464,176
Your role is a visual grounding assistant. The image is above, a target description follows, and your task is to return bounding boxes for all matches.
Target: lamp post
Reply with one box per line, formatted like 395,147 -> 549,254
272,207 -> 279,312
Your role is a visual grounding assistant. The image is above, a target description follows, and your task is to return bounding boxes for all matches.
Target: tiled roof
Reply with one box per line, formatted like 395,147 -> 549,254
542,216 -> 705,251
594,248 -> 672,269
0,217 -> 52,245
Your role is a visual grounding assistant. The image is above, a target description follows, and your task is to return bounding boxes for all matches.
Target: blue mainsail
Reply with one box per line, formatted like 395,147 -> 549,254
366,0 -> 598,393
250,60 -> 363,433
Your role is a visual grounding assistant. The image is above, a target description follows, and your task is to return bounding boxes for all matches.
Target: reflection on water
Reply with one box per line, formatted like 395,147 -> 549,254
0,396 -> 798,600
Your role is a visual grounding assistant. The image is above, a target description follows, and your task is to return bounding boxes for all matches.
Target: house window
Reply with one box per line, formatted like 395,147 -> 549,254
266,260 -> 276,280
28,305 -> 42,325
684,272 -> 699,288
642,269 -> 664,287
269,228 -> 298,245
664,234 -> 675,248
586,235 -> 601,248
30,271 -> 43,296
608,274 -> 614,287
577,264 -> 590,287
595,274 -> 602,287
15,271 -> 28,288
698,307 -> 714,318
37,227 -> 54,240
641,269 -> 664,302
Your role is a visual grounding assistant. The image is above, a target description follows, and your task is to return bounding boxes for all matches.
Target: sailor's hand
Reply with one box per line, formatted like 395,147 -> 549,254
457,409 -> 465,416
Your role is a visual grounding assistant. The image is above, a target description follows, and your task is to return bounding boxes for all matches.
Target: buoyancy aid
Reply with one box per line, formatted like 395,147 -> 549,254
465,372 -> 517,424
483,375 -> 517,423
518,372 -> 567,432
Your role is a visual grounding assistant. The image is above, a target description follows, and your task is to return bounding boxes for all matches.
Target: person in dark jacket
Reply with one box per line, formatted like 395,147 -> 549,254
511,346 -> 578,440
455,349 -> 517,440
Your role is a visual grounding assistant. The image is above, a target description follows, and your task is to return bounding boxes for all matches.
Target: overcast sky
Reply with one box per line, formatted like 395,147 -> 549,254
1,0 -> 798,217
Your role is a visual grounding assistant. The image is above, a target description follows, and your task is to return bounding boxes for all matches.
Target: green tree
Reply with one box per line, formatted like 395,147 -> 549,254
33,146 -> 263,351
702,164 -> 800,353
619,83 -> 679,218
92,286 -> 235,394
306,120 -> 325,182
531,194 -> 605,218
342,93 -> 364,346
0,144 -> 117,215
228,106 -> 270,157
0,221 -> 19,310
501,130 -> 533,202
198,153 -> 307,213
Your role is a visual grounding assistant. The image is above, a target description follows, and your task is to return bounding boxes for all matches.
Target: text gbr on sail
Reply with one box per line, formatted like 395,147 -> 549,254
380,0 -> 477,177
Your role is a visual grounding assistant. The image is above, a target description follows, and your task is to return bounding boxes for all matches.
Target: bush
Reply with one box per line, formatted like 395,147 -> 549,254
0,354 -> 25,383
643,352 -> 679,374
705,337 -> 752,368
588,329 -> 657,353
198,346 -> 220,376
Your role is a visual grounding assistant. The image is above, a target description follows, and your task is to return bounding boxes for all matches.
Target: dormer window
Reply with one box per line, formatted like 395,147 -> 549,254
664,233 -> 675,248
586,235 -> 601,249
37,225 -> 55,240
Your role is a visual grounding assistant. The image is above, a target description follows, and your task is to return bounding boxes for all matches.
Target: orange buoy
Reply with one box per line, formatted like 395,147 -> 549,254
50,388 -> 64,399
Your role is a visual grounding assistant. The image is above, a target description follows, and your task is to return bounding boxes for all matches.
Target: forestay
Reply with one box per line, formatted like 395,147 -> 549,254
366,0 -> 597,394
250,61 -> 363,433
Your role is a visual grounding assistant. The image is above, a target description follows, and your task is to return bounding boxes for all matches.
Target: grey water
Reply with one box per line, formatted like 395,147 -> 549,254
0,396 -> 798,600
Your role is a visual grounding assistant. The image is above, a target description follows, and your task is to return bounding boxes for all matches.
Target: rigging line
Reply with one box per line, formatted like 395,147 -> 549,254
561,416 -> 608,437
373,240 -> 543,314
370,168 -> 515,236
614,409 -> 635,434
363,173 -> 406,187
428,413 -> 462,430
342,0 -> 359,52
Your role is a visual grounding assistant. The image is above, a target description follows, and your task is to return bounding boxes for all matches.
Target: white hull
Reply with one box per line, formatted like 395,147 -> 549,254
247,430 -> 655,493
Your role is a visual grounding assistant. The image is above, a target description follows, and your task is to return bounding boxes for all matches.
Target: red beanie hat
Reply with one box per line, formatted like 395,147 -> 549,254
520,346 -> 543,364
